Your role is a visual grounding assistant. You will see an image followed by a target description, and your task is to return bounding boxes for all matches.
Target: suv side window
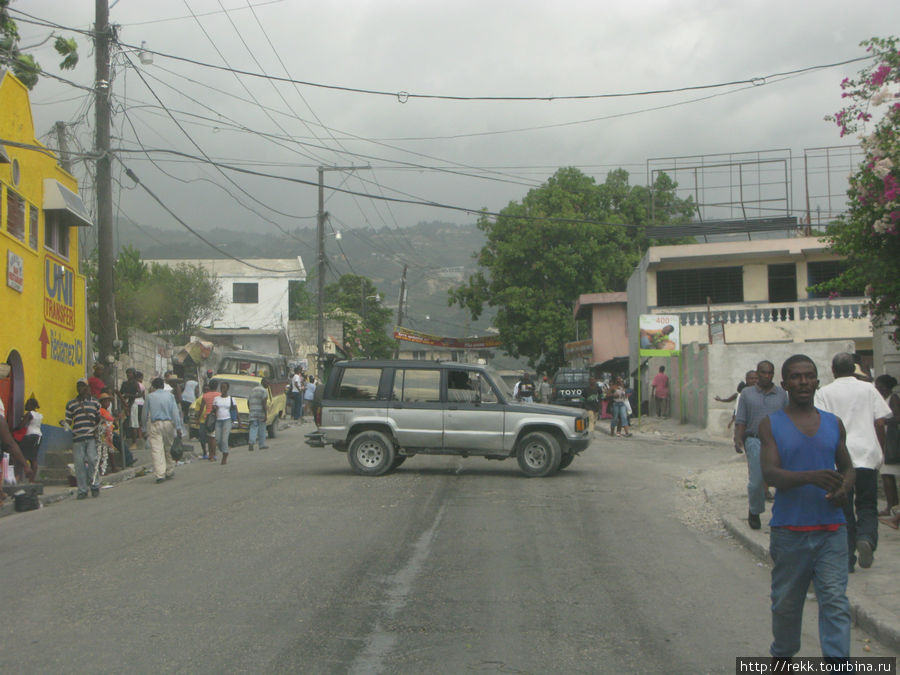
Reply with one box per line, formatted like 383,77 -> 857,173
476,373 -> 499,404
393,369 -> 441,403
337,368 -> 382,400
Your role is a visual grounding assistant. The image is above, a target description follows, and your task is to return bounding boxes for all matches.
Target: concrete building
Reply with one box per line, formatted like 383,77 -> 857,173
571,292 -> 628,368
146,257 -> 305,332
625,236 -> 874,433
0,71 -> 92,455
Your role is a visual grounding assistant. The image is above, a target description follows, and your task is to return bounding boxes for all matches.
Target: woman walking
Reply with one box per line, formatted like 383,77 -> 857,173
608,377 -> 632,437
213,381 -> 235,465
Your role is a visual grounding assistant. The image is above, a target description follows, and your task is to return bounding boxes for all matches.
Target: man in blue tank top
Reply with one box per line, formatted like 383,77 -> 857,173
759,354 -> 855,660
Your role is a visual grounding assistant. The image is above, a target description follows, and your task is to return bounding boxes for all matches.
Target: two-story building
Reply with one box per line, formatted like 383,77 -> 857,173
626,236 -> 870,431
146,257 -> 306,331
1,71 -> 92,451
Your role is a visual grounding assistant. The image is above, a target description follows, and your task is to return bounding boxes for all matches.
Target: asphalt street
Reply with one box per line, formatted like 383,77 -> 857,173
0,423 -> 895,673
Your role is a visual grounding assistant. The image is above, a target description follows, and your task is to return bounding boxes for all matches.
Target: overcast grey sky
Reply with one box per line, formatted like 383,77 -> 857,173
11,0 -> 899,241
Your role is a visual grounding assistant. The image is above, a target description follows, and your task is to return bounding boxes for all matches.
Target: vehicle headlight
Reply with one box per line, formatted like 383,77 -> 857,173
575,417 -> 586,432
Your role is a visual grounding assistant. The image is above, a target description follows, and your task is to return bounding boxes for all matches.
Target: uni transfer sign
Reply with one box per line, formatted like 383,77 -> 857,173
44,257 -> 76,330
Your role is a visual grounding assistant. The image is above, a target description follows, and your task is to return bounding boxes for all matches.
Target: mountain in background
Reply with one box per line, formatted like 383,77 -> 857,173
106,219 -> 529,370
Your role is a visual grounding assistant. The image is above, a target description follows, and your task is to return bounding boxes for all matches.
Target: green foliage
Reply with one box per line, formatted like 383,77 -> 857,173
0,0 -> 78,89
288,279 -> 316,320
449,167 -> 694,372
324,274 -> 395,358
87,246 -> 223,344
822,37 -> 900,345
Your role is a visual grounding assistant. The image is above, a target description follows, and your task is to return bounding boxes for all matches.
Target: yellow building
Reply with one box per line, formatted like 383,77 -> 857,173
0,71 -> 92,449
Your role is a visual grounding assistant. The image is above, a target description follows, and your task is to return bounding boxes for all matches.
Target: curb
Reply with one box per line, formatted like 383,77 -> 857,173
721,514 -> 900,653
0,462 -> 154,518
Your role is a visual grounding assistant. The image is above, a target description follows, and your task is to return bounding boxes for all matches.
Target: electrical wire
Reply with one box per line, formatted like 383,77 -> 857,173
112,156 -> 297,273
112,36 -> 872,103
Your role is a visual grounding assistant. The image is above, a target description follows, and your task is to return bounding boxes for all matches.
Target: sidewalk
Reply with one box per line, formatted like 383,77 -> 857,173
634,416 -> 900,653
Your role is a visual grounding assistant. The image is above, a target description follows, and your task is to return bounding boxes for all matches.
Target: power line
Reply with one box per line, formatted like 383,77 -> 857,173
121,0 -> 286,27
113,157 -> 294,273
112,37 -> 872,103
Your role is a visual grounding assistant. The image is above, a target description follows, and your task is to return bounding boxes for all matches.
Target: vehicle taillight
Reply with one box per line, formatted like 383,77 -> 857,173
314,406 -> 321,427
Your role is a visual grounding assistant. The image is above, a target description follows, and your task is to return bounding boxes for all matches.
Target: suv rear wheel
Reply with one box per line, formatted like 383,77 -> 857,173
347,430 -> 396,476
516,431 -> 561,477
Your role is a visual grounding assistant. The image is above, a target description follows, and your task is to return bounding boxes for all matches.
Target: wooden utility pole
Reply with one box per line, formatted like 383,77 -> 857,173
315,165 -> 371,375
317,166 -> 326,375
393,264 -> 407,359
94,0 -> 115,381
54,122 -> 71,173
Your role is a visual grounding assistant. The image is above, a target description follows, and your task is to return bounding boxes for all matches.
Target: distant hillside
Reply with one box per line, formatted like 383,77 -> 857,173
114,220 -> 525,366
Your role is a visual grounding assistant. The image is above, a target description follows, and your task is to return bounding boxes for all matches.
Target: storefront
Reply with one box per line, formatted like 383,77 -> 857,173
1,72 -> 92,452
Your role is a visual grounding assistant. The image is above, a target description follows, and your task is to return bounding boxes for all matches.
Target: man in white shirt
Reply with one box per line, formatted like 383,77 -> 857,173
815,352 -> 892,571
290,367 -> 305,421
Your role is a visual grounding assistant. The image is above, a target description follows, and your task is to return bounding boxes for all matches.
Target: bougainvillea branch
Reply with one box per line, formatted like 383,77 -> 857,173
823,37 -> 900,346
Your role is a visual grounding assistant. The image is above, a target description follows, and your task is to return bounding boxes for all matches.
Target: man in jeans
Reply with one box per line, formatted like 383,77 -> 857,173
815,352 -> 892,572
248,377 -> 269,452
760,354 -> 854,660
735,360 -> 788,529
65,378 -> 102,499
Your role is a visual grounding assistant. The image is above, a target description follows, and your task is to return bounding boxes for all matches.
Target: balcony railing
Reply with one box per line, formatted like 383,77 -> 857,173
656,298 -> 869,327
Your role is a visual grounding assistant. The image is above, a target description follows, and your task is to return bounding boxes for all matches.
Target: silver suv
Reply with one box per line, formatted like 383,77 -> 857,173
305,360 -> 590,477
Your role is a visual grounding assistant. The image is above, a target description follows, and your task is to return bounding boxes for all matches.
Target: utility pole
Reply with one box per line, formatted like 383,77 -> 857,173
393,264 -> 407,359
94,0 -> 115,383
317,167 -> 326,376
315,165 -> 371,376
54,121 -> 71,173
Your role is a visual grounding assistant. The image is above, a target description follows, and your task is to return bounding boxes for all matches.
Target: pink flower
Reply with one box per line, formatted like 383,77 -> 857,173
871,64 -> 892,87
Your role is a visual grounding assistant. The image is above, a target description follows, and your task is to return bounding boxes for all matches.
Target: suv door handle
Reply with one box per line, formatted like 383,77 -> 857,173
448,405 -> 458,410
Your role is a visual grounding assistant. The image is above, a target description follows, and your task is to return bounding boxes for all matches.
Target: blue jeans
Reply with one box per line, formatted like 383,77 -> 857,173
291,393 -> 303,420
215,419 -> 231,454
769,527 -> 850,658
611,401 -> 628,428
842,467 -> 878,570
745,437 -> 766,516
249,419 -> 267,448
72,437 -> 99,495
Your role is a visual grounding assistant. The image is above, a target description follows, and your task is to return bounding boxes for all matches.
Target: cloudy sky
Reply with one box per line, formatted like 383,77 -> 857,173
9,0 -> 899,243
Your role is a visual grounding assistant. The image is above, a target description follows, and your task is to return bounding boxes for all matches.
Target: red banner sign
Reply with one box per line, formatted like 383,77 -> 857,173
393,326 -> 503,349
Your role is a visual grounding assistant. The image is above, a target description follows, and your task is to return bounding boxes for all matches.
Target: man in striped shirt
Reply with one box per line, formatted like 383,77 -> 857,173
65,378 -> 102,499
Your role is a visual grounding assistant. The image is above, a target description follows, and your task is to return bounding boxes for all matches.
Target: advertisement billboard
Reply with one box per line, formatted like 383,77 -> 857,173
639,314 -> 681,355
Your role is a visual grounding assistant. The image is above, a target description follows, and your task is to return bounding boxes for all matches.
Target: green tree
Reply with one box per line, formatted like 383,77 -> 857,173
821,36 -> 900,346
288,279 -> 316,320
324,274 -> 394,358
449,167 -> 694,372
1,0 -> 78,89
86,246 -> 223,344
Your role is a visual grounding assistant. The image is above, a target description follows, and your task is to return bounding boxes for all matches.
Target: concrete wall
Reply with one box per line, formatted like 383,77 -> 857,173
287,319 -> 343,359
117,328 -> 174,383
873,319 -> 900,381
704,339 -> 855,437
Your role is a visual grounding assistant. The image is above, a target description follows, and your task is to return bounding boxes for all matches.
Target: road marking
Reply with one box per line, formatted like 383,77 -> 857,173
349,503 -> 446,674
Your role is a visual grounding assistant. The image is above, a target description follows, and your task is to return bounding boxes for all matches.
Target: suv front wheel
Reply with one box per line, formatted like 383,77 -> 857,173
347,430 -> 396,476
516,431 -> 561,477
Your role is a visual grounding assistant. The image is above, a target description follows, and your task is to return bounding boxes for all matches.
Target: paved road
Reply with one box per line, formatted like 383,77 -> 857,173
0,424 -> 895,673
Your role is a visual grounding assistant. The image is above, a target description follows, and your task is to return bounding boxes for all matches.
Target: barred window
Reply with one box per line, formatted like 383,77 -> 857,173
656,267 -> 743,307
232,282 -> 259,303
6,189 -> 25,240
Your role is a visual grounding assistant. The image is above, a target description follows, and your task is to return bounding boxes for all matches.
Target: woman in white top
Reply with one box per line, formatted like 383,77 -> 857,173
212,381 -> 235,465
17,397 -> 43,479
